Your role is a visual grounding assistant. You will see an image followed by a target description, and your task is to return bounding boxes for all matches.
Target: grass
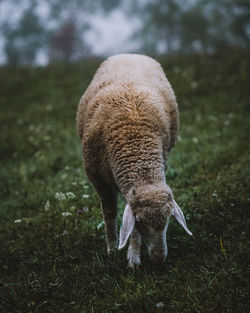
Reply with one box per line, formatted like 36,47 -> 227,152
0,49 -> 249,312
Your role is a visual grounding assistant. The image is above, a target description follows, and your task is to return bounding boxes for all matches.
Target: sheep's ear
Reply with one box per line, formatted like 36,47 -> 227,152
172,200 -> 192,236
118,204 -> 135,249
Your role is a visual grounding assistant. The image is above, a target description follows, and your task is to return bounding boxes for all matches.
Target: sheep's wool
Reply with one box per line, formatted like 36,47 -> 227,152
77,54 -> 179,201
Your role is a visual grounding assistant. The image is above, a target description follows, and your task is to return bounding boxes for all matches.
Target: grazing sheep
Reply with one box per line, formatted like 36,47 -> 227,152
77,54 -> 192,268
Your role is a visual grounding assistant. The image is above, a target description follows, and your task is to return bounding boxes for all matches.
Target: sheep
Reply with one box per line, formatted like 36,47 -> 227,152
77,54 -> 192,268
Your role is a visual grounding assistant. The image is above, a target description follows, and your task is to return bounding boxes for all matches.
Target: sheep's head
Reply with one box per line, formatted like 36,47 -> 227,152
118,184 -> 192,264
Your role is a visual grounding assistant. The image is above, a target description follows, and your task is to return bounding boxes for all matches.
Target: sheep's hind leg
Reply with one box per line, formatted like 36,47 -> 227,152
127,228 -> 141,268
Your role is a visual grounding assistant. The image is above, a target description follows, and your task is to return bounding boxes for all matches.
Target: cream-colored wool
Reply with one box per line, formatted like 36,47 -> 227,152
77,54 -> 191,267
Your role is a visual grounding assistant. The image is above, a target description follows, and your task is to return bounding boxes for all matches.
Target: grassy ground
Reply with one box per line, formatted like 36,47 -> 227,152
0,50 -> 249,313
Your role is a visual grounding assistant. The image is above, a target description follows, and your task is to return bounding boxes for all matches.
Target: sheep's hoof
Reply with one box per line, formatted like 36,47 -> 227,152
107,240 -> 118,254
128,260 -> 141,269
107,247 -> 117,255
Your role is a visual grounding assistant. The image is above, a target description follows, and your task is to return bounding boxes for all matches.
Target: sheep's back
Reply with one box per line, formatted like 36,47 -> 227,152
77,54 -> 177,139
77,55 -> 179,190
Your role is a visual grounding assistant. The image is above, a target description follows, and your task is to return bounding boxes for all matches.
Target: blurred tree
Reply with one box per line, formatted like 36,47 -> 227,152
47,0 -> 91,62
47,0 -> 123,62
179,4 -> 209,53
2,0 -> 121,65
1,0 -> 249,65
4,6 -> 45,65
49,19 -> 83,62
132,0 -> 182,54
128,0 -> 250,54
230,0 -> 250,47
99,0 -> 122,12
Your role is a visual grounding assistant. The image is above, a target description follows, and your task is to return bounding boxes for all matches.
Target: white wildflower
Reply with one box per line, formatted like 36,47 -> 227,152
192,137 -> 199,144
44,200 -> 50,211
209,115 -> 217,121
62,212 -> 72,217
71,182 -> 77,186
43,135 -> 50,141
212,192 -> 218,197
46,104 -> 52,112
17,119 -> 23,125
61,173 -> 68,180
156,302 -> 164,308
29,124 -> 35,131
196,114 -> 201,122
191,81 -> 198,89
65,192 -> 76,200
14,219 -> 22,223
55,192 -> 66,200
82,194 -> 90,199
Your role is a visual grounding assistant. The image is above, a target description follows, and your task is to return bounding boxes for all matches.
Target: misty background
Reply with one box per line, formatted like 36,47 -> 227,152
0,0 -> 249,65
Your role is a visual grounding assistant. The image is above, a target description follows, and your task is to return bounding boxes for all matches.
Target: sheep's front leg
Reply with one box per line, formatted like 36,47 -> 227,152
90,174 -> 118,254
127,228 -> 141,268
102,198 -> 118,254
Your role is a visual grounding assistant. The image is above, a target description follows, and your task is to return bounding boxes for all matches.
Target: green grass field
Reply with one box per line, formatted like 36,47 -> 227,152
0,50 -> 249,313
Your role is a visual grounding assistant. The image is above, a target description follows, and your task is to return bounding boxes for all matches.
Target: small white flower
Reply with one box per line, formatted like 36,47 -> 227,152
44,200 -> 50,211
192,137 -> 198,144
14,219 -> 22,223
209,115 -> 217,121
29,124 -> 35,131
62,212 -> 72,217
43,135 -> 50,141
212,192 -> 218,197
156,302 -> 164,308
83,185 -> 89,189
71,182 -> 77,186
17,119 -> 23,125
66,192 -> 76,200
191,81 -> 198,89
61,173 -> 68,180
46,104 -> 52,112
82,194 -> 89,199
55,192 -> 66,200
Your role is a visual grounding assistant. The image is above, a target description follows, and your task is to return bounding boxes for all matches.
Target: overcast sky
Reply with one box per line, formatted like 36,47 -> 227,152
85,9 -> 141,57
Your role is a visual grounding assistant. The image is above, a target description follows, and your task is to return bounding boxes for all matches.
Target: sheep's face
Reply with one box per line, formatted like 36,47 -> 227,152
135,212 -> 170,263
131,184 -> 173,263
118,184 -> 192,265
